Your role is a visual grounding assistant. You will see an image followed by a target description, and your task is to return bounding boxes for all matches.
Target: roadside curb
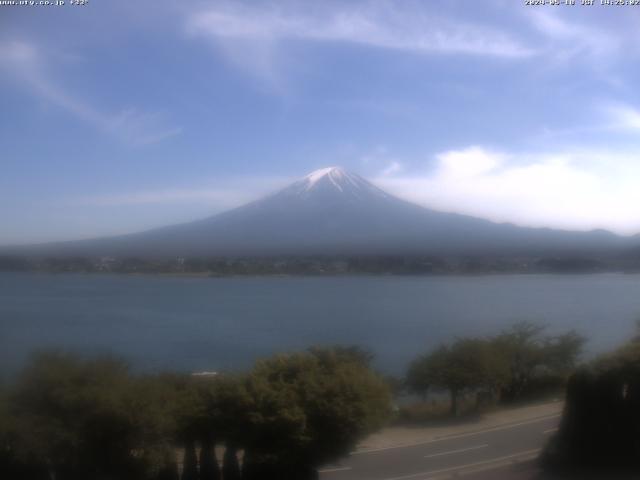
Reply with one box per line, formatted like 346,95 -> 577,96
353,402 -> 563,455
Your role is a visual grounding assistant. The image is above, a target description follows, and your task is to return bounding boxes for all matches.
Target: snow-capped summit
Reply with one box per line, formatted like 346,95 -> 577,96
301,166 -> 364,192
280,166 -> 389,201
305,166 -> 345,186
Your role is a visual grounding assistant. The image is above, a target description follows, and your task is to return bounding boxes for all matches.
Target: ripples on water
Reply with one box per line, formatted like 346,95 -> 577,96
1,272 -> 639,376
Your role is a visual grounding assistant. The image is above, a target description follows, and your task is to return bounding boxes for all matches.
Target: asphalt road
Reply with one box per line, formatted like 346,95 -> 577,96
319,413 -> 560,480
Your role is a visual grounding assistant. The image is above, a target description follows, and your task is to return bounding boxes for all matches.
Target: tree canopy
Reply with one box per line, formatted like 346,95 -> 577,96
241,347 -> 391,478
494,322 -> 585,402
407,338 -> 507,415
542,328 -> 640,475
406,322 -> 586,414
0,347 -> 392,480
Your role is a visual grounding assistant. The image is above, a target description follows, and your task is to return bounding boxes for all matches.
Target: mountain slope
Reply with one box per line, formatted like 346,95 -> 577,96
6,167 -> 631,258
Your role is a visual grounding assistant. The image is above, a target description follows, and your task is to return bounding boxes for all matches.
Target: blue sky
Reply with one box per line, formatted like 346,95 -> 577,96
3,0 -> 640,244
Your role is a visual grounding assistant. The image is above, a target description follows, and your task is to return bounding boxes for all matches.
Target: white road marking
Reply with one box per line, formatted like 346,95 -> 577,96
382,448 -> 541,480
543,427 -> 558,434
319,466 -> 352,473
352,413 -> 560,455
424,444 -> 488,459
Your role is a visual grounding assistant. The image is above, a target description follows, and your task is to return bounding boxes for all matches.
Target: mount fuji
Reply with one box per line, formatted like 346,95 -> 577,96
8,167 -> 630,258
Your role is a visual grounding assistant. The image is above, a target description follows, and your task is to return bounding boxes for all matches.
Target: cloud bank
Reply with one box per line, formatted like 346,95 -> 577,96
376,146 -> 640,235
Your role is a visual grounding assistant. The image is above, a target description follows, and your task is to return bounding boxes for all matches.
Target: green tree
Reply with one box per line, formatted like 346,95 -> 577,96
406,338 -> 508,415
4,352 -> 204,480
542,336 -> 640,474
6,351 -> 166,480
191,375 -> 249,479
631,318 -> 640,343
221,445 -> 241,480
1,347 -> 391,480
308,345 -> 375,368
143,372 -> 225,480
199,434 -> 221,480
241,347 -> 392,479
493,322 -> 585,402
492,322 -> 546,402
406,355 -> 432,400
155,449 -> 180,480
542,330 -> 585,373
182,438 -> 198,480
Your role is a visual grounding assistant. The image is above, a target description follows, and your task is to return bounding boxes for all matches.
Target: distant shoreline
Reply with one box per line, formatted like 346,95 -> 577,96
2,253 -> 640,277
2,269 -> 640,280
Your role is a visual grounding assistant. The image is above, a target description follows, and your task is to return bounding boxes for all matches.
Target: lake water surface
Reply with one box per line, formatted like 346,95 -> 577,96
1,272 -> 640,377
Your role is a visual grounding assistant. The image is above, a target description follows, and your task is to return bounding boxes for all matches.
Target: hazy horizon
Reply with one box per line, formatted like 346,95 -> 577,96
4,1 -> 640,244
2,165 -> 640,248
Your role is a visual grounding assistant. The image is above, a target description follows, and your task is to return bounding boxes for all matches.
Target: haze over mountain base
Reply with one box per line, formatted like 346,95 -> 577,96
2,167 -> 638,262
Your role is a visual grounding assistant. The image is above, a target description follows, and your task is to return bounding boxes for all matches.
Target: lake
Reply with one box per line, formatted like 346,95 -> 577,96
1,272 -> 639,377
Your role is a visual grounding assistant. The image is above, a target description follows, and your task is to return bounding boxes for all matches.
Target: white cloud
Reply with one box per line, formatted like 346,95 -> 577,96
527,10 -> 624,77
0,41 -> 37,64
604,103 -> 640,131
436,147 -> 501,178
530,101 -> 640,143
187,3 -> 533,56
356,146 -> 404,177
375,146 -> 640,235
380,161 -> 404,177
0,40 -> 181,146
186,2 -> 534,86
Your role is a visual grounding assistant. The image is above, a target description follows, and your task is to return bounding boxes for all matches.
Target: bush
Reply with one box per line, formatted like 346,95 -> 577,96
405,322 -> 585,417
542,339 -> 640,475
240,347 -> 392,478
0,346 -> 392,480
